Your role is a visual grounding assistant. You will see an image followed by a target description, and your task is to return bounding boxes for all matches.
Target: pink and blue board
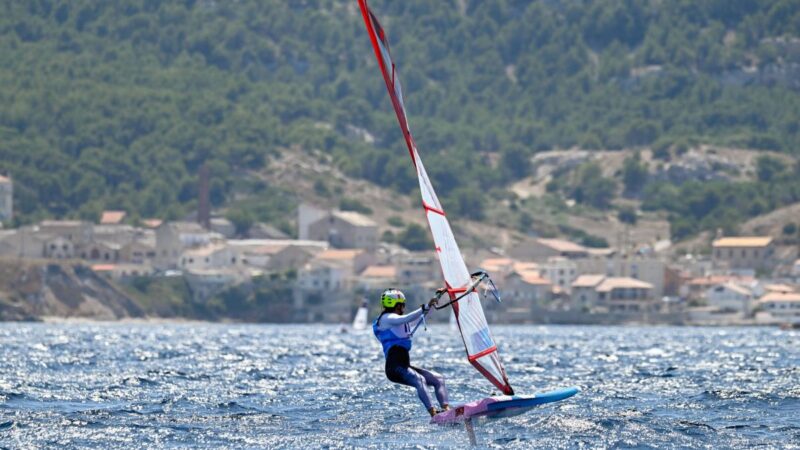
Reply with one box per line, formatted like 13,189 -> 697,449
431,386 -> 580,424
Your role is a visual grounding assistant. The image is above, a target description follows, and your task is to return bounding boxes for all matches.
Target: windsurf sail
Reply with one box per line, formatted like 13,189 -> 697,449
352,299 -> 368,331
357,0 -> 513,395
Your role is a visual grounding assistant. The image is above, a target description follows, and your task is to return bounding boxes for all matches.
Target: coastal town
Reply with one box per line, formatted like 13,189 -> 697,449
1,173 -> 798,327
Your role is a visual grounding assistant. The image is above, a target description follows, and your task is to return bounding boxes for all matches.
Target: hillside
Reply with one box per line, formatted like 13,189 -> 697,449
1,0 -> 800,243
0,259 -> 144,320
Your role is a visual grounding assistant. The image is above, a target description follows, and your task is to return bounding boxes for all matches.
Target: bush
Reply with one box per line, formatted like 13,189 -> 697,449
397,223 -> 433,251
387,216 -> 405,227
618,206 -> 637,225
339,197 -> 373,214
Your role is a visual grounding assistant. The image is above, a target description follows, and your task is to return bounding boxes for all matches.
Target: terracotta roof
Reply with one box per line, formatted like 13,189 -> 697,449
479,258 -> 514,270
518,272 -> 551,285
183,243 -> 228,257
572,274 -> 606,288
712,237 -> 773,248
715,283 -> 752,297
688,275 -> 755,286
361,265 -> 397,279
100,210 -> 126,224
596,277 -> 653,292
587,248 -> 615,257
141,219 -> 163,229
91,264 -> 116,272
759,292 -> 800,303
317,249 -> 365,261
537,238 -> 587,253
332,211 -> 377,227
512,262 -> 539,272
764,284 -> 796,294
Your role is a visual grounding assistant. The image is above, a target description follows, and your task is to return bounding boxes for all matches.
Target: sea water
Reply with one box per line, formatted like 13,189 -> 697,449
0,323 -> 798,449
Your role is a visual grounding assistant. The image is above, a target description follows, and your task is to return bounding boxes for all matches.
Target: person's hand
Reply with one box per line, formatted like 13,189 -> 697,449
435,287 -> 447,296
427,297 -> 438,309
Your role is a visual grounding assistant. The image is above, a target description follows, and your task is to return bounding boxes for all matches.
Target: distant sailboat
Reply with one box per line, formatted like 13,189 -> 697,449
352,298 -> 369,331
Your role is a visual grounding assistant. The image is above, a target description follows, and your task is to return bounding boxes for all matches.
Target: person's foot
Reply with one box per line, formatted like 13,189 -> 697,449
428,407 -> 439,417
441,404 -> 451,411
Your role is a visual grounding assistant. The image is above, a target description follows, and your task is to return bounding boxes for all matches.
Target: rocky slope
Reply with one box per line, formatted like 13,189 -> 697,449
0,259 -> 144,321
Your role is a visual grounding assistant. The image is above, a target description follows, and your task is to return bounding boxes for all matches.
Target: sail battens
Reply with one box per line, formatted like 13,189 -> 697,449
467,346 -> 498,362
358,0 -> 513,396
423,203 -> 446,216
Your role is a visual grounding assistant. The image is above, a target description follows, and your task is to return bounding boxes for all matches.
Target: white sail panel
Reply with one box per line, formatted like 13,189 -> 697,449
421,161 -> 512,394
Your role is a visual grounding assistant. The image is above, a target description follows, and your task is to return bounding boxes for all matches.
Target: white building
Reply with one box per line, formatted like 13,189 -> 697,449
39,220 -> 93,245
539,257 -> 578,292
308,210 -> 378,250
712,236 -> 775,273
705,283 -> 754,317
297,203 -> 328,240
596,277 -> 655,312
357,265 -> 398,291
759,292 -> 800,325
44,235 -> 74,259
227,239 -> 328,272
571,276 -> 655,312
576,256 -> 666,298
571,274 -> 606,310
396,255 -> 439,285
502,270 -> 552,305
155,222 -> 224,269
509,238 -> 591,260
180,243 -> 237,270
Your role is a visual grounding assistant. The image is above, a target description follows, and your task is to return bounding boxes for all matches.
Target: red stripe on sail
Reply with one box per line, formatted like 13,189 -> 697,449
358,0 -> 418,167
470,358 -> 514,395
423,202 -> 446,216
467,346 -> 498,362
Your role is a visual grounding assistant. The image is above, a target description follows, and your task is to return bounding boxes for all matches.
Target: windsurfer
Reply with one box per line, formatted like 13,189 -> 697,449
373,288 -> 450,417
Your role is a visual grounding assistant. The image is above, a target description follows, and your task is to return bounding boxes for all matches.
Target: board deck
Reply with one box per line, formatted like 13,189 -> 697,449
431,386 -> 580,424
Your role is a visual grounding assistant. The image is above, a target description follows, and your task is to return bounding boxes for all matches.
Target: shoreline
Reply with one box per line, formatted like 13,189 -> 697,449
0,317 -> 789,328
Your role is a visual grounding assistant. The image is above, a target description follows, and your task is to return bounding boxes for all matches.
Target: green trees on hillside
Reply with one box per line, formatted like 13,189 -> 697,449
0,0 -> 798,240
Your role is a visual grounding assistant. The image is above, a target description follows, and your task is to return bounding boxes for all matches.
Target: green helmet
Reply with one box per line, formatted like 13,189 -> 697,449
381,289 -> 406,308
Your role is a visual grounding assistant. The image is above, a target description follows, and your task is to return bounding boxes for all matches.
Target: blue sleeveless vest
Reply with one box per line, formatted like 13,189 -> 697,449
373,314 -> 412,358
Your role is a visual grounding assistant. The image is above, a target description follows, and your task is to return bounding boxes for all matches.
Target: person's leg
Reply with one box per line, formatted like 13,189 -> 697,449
412,367 -> 449,409
391,366 -> 434,412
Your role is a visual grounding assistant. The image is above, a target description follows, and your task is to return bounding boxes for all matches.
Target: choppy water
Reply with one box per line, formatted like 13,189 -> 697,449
0,323 -> 798,449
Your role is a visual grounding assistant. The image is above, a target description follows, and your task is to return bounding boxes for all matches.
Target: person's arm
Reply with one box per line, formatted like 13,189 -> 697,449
378,307 -> 426,329
378,297 -> 439,330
